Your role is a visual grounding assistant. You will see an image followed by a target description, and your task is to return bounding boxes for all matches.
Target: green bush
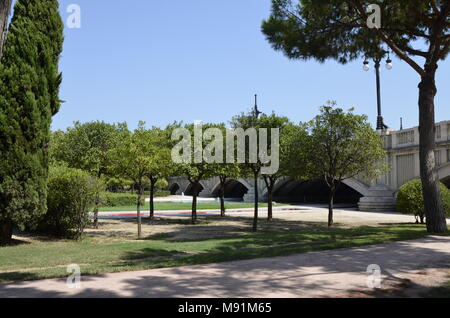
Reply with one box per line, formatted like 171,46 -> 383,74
39,166 -> 97,239
103,190 -> 170,207
397,179 -> 450,223
102,192 -> 141,207
144,190 -> 171,197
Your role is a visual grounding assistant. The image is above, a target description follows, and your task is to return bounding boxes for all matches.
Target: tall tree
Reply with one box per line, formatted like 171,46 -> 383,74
143,126 -> 173,220
210,125 -> 241,217
303,103 -> 386,227
258,113 -> 291,221
0,0 -> 12,59
50,121 -> 121,228
262,0 -> 450,233
109,123 -> 156,239
172,123 -> 217,225
213,163 -> 241,217
0,0 -> 64,244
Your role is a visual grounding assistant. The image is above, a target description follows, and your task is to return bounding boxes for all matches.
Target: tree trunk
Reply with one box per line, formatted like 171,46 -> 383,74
420,214 -> 425,225
220,184 -> 225,217
136,188 -> 143,239
93,192 -> 100,229
0,220 -> 13,245
253,171 -> 259,232
219,176 -> 227,217
0,0 -> 12,60
191,182 -> 198,224
93,172 -> 103,229
267,185 -> 273,222
418,72 -> 448,233
149,180 -> 155,220
328,187 -> 335,227
192,190 -> 198,225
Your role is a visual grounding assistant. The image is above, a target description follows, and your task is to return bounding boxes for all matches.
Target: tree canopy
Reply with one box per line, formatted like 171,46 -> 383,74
303,102 -> 387,226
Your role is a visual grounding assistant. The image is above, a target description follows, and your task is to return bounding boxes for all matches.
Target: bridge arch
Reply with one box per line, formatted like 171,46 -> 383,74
168,183 -> 180,195
272,178 -> 367,204
211,179 -> 250,200
261,178 -> 292,199
184,182 -> 205,196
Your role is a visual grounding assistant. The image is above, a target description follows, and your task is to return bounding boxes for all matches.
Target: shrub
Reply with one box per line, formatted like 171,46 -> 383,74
397,179 -> 450,223
102,192 -> 142,207
103,190 -> 171,207
144,190 -> 171,197
39,166 -> 97,239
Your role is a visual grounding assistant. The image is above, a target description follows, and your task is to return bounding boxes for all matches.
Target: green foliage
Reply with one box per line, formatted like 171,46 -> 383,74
39,166 -> 96,239
50,121 -> 124,177
109,122 -> 174,191
104,176 -> 134,191
305,102 -> 387,183
397,179 -> 450,222
262,1 -> 449,65
171,122 -> 222,184
292,102 -> 387,226
103,191 -> 171,207
103,192 -> 143,207
280,122 -> 309,179
109,122 -> 175,236
0,0 -> 64,240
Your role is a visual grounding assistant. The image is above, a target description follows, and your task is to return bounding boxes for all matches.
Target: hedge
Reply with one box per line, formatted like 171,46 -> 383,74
39,166 -> 97,239
102,190 -> 170,207
397,179 -> 450,223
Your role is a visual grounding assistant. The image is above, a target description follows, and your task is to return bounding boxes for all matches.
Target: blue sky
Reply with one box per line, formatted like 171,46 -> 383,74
52,0 -> 450,131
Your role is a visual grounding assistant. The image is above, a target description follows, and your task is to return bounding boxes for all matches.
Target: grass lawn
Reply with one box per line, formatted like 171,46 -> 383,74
0,221 -> 444,284
98,201 -> 271,212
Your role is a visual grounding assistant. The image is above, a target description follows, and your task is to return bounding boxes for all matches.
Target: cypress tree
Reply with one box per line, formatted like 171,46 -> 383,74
0,0 -> 64,244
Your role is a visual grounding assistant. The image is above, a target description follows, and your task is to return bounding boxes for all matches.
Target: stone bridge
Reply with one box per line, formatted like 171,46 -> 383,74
168,121 -> 450,212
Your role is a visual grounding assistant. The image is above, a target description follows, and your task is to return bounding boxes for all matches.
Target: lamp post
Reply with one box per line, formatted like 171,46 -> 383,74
252,94 -> 262,119
363,51 -> 393,131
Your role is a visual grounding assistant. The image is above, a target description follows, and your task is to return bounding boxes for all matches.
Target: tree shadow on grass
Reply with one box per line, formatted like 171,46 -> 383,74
0,237 -> 450,298
1,236 -> 449,298
140,215 -> 329,243
1,238 -> 31,247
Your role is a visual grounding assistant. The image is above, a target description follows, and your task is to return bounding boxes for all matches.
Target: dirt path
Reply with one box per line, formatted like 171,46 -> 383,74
0,236 -> 449,298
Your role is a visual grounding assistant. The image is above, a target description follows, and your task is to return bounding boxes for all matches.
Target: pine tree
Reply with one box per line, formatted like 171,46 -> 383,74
262,1 -> 449,233
0,0 -> 64,244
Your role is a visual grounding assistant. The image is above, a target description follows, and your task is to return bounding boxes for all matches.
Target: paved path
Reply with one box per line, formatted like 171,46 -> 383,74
1,236 -> 449,298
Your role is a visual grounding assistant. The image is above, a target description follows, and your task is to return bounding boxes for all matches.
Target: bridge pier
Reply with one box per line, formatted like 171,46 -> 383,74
243,188 -> 255,203
198,189 -> 214,198
358,184 -> 396,212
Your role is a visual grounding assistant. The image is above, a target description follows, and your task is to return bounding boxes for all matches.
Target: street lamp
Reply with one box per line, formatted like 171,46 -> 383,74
363,51 -> 393,131
252,94 -> 262,119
